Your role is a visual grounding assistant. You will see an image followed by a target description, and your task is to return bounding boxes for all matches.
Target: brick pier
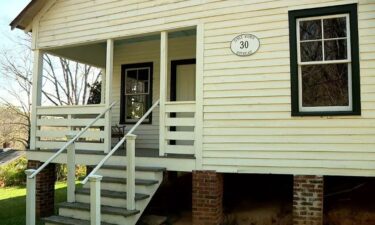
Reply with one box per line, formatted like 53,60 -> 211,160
27,160 -> 56,218
293,175 -> 324,225
192,171 -> 223,225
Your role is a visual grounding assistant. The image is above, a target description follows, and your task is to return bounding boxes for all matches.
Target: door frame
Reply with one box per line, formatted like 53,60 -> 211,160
170,59 -> 196,101
169,59 -> 196,145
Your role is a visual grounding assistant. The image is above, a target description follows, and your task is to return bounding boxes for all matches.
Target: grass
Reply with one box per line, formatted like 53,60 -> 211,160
0,182 -> 80,225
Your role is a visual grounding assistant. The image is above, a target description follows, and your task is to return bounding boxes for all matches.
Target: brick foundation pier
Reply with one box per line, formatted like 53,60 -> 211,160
192,171 -> 223,225
293,175 -> 324,225
27,160 -> 56,217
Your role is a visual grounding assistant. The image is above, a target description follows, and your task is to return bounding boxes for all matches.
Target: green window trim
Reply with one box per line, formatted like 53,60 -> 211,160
288,4 -> 361,116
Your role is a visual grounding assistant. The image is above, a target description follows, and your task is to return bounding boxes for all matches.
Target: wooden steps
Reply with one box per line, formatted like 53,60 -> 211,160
43,164 -> 165,225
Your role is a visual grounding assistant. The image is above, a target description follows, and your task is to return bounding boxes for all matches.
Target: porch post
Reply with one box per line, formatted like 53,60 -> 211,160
195,23 -> 204,170
159,31 -> 168,156
30,50 -> 43,150
104,39 -> 114,153
101,69 -> 106,104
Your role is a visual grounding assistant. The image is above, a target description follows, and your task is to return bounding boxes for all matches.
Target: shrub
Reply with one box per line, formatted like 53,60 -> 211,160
0,157 -> 27,187
56,164 -> 87,181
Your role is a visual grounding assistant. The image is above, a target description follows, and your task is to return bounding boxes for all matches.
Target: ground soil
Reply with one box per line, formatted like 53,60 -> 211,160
141,173 -> 375,225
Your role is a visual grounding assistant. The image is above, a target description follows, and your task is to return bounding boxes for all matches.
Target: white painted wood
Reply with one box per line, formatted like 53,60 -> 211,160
165,102 -> 195,112
66,134 -> 76,203
24,0 -> 375,177
36,141 -> 104,151
165,144 -> 195,155
126,134 -> 136,210
37,104 -> 105,115
101,68 -> 106,104
195,23 -> 204,170
159,31 -> 168,156
25,169 -> 36,225
166,131 -> 195,140
89,175 -> 102,225
37,118 -> 105,126
30,50 -> 43,150
36,130 -> 105,139
105,39 -> 114,153
165,118 -> 195,127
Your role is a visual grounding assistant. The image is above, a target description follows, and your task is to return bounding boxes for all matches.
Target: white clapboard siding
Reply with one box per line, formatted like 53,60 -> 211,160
111,36 -> 196,149
33,0 -> 375,176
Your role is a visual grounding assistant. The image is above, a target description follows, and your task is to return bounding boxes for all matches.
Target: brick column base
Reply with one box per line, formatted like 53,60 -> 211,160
192,171 -> 223,225
293,175 -> 324,225
27,160 -> 56,218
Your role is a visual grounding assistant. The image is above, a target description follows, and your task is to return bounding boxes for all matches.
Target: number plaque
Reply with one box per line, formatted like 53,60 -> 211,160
230,34 -> 260,57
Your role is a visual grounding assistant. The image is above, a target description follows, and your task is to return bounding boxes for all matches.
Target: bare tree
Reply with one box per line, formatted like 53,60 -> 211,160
0,34 -> 101,149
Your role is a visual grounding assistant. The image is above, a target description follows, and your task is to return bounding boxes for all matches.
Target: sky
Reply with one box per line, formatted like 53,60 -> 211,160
0,0 -> 32,105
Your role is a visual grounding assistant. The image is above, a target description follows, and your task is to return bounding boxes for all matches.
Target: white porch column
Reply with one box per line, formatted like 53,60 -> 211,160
159,32 -> 168,156
30,50 -> 43,150
195,23 -> 204,170
101,69 -> 106,104
104,39 -> 114,153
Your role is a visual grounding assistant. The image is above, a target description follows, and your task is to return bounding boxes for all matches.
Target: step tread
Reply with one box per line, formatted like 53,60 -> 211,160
100,165 -> 166,172
76,188 -> 149,200
100,176 -> 159,186
42,215 -> 115,225
58,202 -> 140,217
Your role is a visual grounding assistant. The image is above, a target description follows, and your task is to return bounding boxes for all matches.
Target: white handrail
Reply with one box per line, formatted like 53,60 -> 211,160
28,101 -> 117,179
82,99 -> 160,184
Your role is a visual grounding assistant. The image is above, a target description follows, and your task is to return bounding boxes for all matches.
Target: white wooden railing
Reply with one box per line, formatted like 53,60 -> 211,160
82,100 -> 160,225
25,102 -> 116,225
35,104 -> 108,152
163,101 -> 196,155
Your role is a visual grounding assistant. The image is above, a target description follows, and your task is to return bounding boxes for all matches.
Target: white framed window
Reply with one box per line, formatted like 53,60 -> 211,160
296,14 -> 352,113
121,63 -> 153,124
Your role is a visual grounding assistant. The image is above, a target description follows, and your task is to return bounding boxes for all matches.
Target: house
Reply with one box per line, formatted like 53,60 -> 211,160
10,0 -> 375,225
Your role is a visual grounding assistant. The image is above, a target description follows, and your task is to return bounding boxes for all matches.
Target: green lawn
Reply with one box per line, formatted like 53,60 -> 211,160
0,182 -> 77,225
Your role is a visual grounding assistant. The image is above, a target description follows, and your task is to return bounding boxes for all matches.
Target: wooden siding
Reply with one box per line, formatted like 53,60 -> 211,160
35,0 -> 375,176
111,36 -> 196,149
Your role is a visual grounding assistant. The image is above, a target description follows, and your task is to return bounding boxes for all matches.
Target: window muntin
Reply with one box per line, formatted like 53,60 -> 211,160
296,14 -> 352,112
124,67 -> 151,123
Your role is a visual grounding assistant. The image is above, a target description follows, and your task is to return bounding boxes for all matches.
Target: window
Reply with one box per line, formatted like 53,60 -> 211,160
120,62 -> 153,124
289,4 -> 360,116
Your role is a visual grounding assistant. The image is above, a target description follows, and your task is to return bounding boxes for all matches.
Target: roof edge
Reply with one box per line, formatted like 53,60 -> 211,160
10,0 -> 36,30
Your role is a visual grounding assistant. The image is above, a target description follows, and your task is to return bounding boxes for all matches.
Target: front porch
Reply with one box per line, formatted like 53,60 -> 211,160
29,26 -> 203,169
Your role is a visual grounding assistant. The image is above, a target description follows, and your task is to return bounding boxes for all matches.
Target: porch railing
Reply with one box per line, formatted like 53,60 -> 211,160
81,99 -> 160,225
25,102 -> 116,225
35,104 -> 109,151
163,101 -> 196,155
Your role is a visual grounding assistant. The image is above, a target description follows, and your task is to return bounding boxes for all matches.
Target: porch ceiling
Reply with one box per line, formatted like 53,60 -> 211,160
46,29 -> 196,68
47,42 -> 107,68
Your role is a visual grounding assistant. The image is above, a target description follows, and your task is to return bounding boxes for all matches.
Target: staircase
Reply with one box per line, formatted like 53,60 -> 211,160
43,165 -> 165,225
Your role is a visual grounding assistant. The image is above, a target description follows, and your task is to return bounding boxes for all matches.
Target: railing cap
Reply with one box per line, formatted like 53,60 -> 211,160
25,169 -> 36,177
88,174 -> 103,182
125,134 -> 137,140
65,133 -> 76,140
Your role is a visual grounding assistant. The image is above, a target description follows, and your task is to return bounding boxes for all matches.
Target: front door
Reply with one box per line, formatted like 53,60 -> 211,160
171,59 -> 196,146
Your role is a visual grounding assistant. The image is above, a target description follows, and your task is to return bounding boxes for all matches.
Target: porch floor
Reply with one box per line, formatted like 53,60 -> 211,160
28,148 -> 195,159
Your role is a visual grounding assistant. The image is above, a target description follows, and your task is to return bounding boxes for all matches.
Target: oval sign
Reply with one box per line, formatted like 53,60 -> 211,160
230,34 -> 260,57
